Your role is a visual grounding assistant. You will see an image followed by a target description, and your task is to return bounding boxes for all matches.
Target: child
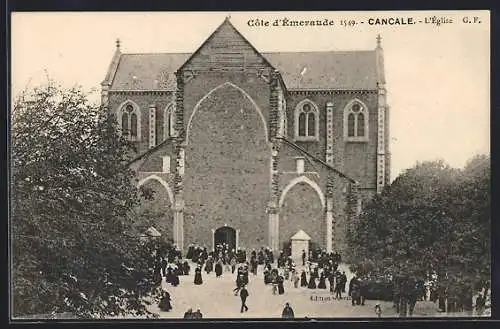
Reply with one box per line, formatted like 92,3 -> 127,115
374,303 -> 382,318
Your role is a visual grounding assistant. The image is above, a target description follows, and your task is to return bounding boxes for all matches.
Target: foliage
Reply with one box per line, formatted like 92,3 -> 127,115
363,279 -> 394,302
11,82 -> 168,318
348,157 -> 490,314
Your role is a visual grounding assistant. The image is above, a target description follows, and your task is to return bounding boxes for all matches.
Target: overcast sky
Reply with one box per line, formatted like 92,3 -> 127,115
11,11 -> 490,180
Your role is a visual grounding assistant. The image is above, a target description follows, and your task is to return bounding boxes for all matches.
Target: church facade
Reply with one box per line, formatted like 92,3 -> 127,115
100,18 -> 391,255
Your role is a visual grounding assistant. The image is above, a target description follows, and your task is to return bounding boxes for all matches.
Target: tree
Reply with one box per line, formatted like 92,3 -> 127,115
450,155 -> 491,292
11,82 -> 167,318
347,158 -> 490,316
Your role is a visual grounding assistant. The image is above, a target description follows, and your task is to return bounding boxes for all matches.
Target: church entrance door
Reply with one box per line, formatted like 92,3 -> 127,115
214,226 -> 237,251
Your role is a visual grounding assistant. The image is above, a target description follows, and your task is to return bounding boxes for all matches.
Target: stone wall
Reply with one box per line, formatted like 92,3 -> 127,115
136,177 -> 174,239
285,91 -> 379,189
182,82 -> 271,250
279,182 -> 324,249
108,91 -> 175,155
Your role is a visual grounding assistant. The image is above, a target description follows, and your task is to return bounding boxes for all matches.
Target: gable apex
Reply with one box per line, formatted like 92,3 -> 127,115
291,229 -> 311,240
178,18 -> 276,73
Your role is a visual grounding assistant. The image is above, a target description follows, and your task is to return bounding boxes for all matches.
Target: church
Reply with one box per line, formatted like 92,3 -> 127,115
100,18 -> 391,256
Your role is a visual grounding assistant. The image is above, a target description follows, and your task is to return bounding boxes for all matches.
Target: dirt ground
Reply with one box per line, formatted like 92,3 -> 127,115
148,262 -> 478,319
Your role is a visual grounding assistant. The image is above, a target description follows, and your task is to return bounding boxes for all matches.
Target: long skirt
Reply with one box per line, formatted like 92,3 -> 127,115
159,298 -> 172,311
278,283 -> 285,295
194,273 -> 203,285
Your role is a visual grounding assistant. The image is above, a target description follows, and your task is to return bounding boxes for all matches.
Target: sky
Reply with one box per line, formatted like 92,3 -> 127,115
11,11 -> 490,180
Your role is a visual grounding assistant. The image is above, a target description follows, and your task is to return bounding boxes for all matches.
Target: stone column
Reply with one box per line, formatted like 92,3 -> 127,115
172,71 -> 186,251
268,70 -> 282,253
376,35 -> 388,194
326,174 -> 336,252
236,229 -> 240,250
211,229 -> 215,252
325,198 -> 333,253
149,104 -> 156,148
268,204 -> 279,252
347,182 -> 361,237
173,199 -> 184,251
269,70 -> 280,140
325,101 -> 335,165
376,85 -> 387,194
175,71 -> 185,142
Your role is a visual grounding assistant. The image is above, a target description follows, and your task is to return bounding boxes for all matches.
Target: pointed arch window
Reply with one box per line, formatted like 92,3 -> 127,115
344,100 -> 369,142
130,113 -> 138,137
295,100 -> 319,141
121,112 -> 129,136
163,103 -> 176,140
118,101 -> 141,141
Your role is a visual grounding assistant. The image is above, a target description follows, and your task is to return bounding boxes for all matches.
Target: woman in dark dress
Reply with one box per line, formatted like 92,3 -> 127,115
159,291 -> 173,312
328,272 -> 335,294
166,267 -> 174,284
277,275 -> 285,295
183,261 -> 190,276
215,260 -> 223,278
308,273 -> 317,289
318,272 -> 327,289
300,271 -> 308,287
172,270 -> 180,287
264,269 -> 271,284
194,266 -> 203,285
243,267 -> 249,285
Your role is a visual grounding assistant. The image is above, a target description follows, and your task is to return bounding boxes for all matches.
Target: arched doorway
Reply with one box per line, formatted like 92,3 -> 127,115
279,177 -> 325,251
214,226 -> 237,251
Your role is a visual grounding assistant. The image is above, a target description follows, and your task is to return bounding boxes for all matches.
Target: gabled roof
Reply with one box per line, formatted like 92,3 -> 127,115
102,46 -> 122,86
111,53 -> 190,91
105,18 -> 380,91
291,229 -> 311,240
178,17 -> 276,73
264,51 -> 377,90
278,137 -> 356,183
109,51 -> 377,91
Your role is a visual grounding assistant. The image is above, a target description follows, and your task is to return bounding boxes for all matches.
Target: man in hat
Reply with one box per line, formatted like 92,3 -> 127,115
193,308 -> 203,319
183,307 -> 194,319
374,303 -> 382,318
240,285 -> 249,313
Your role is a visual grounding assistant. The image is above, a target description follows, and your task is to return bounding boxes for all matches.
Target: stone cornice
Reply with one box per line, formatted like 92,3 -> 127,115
287,89 -> 377,95
109,90 -> 174,95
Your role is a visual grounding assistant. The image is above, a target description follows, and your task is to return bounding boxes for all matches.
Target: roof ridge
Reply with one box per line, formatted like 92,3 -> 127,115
128,137 -> 172,166
278,137 -> 356,183
119,50 -> 375,56
263,50 -> 375,53
121,52 -> 192,56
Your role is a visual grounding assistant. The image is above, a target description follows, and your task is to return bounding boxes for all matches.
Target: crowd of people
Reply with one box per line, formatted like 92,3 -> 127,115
153,241 -> 490,318
259,248 -> 351,301
156,242 -> 378,317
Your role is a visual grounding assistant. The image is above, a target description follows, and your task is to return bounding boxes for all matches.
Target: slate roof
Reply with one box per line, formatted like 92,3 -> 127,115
111,53 -> 190,91
264,51 -> 377,90
109,51 -> 378,91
